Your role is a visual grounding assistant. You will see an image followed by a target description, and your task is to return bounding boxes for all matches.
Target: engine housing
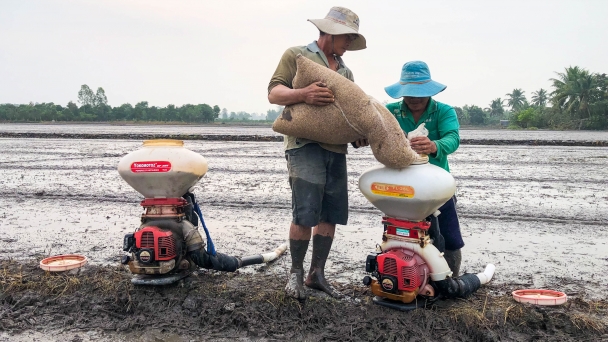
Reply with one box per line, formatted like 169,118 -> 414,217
377,249 -> 430,293
126,224 -> 183,275
134,226 -> 177,262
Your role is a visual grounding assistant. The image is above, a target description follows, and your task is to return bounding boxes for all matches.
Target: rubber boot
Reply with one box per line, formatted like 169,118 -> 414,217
285,239 -> 309,300
444,249 -> 462,278
304,235 -> 343,298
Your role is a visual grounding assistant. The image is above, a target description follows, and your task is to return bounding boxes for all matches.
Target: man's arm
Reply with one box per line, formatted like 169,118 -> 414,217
268,83 -> 335,106
267,47 -> 335,106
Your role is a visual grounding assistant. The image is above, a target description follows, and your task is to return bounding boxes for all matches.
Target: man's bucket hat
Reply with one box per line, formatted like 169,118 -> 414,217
385,61 -> 447,98
308,7 -> 367,51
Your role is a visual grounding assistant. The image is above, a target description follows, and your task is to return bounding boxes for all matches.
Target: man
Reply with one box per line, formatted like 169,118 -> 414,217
267,6 -> 367,299
384,61 -> 464,277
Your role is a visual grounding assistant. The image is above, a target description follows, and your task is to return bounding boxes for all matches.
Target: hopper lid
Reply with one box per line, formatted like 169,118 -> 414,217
143,139 -> 184,147
512,289 -> 567,306
40,254 -> 88,272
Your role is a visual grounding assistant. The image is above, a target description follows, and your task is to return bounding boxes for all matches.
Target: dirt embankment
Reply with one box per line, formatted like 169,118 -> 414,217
1,131 -> 607,146
1,259 -> 607,342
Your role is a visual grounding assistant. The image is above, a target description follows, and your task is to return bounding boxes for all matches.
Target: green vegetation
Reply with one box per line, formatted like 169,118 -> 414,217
453,66 -> 607,130
0,84 -> 282,124
1,65 -> 606,129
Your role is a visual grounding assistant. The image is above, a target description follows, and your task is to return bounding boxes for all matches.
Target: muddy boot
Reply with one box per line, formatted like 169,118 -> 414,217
444,249 -> 462,278
305,235 -> 343,298
285,239 -> 309,300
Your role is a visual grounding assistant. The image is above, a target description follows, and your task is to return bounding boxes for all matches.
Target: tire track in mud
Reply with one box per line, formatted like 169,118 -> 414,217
458,212 -> 607,225
2,191 -> 605,227
1,132 -> 608,146
451,158 -> 608,166
1,139 -> 606,240
459,175 -> 606,185
1,163 -> 606,188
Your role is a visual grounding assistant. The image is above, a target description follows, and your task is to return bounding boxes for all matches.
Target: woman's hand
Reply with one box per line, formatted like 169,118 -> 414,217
409,136 -> 437,154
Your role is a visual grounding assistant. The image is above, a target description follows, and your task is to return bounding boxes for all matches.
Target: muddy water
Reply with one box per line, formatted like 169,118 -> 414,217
1,135 -> 607,303
2,123 -> 608,141
0,123 -> 282,137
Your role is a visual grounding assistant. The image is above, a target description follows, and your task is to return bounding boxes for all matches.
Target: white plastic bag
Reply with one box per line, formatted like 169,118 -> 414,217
407,123 -> 429,140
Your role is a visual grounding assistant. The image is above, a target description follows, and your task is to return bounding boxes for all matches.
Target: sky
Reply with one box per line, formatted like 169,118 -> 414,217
1,0 -> 607,115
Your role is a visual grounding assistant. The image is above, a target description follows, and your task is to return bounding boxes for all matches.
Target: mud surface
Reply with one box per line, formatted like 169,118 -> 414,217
1,125 -> 608,341
1,260 -> 607,342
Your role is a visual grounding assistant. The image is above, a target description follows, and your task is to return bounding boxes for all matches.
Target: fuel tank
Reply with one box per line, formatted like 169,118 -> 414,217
117,140 -> 208,198
358,160 -> 456,221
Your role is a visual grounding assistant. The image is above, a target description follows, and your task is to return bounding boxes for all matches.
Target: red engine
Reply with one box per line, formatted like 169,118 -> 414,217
376,249 -> 430,292
363,216 -> 436,304
134,226 -> 177,262
365,216 -> 491,309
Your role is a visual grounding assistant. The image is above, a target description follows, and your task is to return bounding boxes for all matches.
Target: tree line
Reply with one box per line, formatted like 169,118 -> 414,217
218,107 -> 282,122
1,65 -> 606,129
455,66 -> 607,130
0,85 -> 223,123
0,84 -> 282,123
0,84 -> 284,123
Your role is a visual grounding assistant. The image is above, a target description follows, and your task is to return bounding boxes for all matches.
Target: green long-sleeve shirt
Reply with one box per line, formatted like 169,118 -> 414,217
386,99 -> 460,172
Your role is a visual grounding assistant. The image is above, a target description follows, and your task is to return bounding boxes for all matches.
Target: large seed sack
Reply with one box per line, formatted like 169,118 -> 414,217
272,55 -> 367,145
367,97 -> 419,169
272,54 -> 418,169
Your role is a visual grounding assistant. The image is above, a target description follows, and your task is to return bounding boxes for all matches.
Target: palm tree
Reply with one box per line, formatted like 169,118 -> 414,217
486,98 -> 505,118
505,89 -> 526,112
531,88 -> 549,107
550,66 -> 596,119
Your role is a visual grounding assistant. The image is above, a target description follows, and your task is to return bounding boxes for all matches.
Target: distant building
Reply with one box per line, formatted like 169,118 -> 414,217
500,120 -> 509,127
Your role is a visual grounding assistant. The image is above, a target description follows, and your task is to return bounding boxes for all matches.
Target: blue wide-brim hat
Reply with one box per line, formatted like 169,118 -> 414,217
384,61 -> 447,98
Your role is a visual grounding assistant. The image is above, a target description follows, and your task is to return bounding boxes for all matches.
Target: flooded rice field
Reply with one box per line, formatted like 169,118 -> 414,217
2,123 -> 608,143
0,123 -> 280,137
0,125 -> 607,341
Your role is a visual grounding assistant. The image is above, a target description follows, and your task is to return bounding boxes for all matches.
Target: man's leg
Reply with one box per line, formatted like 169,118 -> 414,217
304,150 -> 347,298
284,144 -> 326,299
285,223 -> 311,299
304,222 -> 343,297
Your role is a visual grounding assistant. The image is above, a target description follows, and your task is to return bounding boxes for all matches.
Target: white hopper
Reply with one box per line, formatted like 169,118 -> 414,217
117,140 -> 208,198
358,159 -> 456,221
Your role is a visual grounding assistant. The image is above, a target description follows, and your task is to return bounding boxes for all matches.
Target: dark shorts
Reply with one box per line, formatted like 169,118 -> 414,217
438,196 -> 465,250
285,143 -> 348,227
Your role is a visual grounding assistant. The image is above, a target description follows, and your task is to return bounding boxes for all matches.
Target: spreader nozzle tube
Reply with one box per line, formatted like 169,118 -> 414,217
476,264 -> 495,285
240,243 -> 288,267
190,242 -> 288,272
190,251 -> 240,272
436,273 -> 482,299
262,243 -> 288,263
434,264 -> 495,299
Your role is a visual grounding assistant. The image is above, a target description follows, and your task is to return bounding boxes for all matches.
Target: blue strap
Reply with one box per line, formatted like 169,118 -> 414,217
192,201 -> 217,256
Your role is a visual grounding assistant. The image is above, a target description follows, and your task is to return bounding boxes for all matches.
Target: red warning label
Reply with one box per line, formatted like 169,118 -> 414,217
130,161 -> 172,173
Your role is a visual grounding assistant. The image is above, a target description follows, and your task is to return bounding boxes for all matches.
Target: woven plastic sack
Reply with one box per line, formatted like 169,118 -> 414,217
272,54 -> 418,168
